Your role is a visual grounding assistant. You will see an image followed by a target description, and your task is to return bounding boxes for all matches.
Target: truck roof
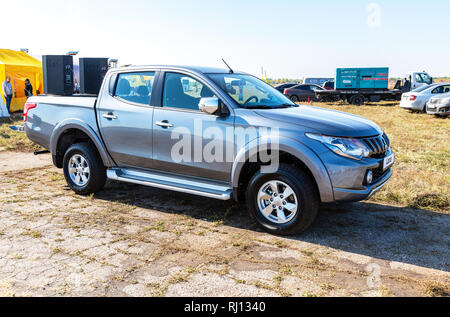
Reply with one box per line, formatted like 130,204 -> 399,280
112,65 -> 245,75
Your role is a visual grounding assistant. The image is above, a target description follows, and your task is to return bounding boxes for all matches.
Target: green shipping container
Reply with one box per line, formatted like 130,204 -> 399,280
335,67 -> 389,90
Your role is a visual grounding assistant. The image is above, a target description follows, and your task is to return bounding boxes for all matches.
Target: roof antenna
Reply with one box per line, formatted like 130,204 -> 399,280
222,59 -> 234,74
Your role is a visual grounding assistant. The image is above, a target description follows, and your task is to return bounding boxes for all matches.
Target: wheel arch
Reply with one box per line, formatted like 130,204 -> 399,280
50,119 -> 113,168
231,137 -> 334,203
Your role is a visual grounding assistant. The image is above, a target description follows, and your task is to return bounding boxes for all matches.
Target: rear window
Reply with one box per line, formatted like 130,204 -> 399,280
411,84 -> 436,93
114,72 -> 155,105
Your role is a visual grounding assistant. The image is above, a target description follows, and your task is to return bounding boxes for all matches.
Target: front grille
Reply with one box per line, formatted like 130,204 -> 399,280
363,134 -> 389,158
427,106 -> 437,113
369,166 -> 389,184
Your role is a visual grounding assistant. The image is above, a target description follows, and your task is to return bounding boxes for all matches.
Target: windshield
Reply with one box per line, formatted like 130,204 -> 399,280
419,73 -> 432,85
208,74 -> 297,109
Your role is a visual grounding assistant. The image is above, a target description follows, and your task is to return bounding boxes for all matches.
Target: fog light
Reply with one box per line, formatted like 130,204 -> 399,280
366,171 -> 373,184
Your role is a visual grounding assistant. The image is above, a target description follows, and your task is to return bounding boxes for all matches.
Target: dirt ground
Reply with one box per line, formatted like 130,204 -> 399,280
0,151 -> 448,297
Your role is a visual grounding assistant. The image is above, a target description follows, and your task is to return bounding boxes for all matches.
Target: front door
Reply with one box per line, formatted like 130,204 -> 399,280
152,72 -> 234,182
97,71 -> 157,169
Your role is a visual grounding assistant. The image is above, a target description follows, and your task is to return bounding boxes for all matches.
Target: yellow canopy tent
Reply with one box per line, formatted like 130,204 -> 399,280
0,49 -> 43,112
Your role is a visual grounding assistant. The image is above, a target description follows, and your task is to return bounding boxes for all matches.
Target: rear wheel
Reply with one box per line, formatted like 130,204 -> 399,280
349,94 -> 365,106
290,95 -> 299,103
246,164 -> 319,235
63,142 -> 106,195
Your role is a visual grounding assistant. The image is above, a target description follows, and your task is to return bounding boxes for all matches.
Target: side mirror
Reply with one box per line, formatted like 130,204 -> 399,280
199,97 -> 219,115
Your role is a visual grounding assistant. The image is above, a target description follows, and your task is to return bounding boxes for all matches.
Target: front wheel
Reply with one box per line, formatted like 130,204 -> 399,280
246,164 -> 319,235
63,142 -> 106,195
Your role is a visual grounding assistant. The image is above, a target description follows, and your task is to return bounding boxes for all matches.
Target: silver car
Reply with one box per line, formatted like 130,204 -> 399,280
426,93 -> 450,116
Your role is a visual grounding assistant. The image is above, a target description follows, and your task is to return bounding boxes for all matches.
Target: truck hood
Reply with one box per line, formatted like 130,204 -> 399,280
254,106 -> 382,137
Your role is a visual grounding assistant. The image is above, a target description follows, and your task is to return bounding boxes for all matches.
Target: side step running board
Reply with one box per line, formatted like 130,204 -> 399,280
107,168 -> 232,200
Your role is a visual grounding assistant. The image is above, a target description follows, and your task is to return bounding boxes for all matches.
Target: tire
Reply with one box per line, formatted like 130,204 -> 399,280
63,142 -> 106,195
290,95 -> 299,102
349,94 -> 365,106
246,163 -> 319,235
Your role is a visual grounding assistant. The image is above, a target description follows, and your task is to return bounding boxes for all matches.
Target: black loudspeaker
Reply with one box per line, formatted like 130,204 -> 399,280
42,55 -> 74,95
79,58 -> 109,94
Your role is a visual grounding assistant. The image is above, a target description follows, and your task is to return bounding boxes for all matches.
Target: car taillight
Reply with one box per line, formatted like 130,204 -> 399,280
409,95 -> 417,101
284,89 -> 291,94
23,102 -> 37,122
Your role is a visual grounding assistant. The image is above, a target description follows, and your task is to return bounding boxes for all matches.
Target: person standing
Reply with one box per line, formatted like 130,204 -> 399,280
2,76 -> 13,114
24,78 -> 33,99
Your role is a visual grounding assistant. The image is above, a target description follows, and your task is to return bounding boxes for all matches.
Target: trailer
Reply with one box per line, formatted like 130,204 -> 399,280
315,67 -> 432,105
316,88 -> 402,105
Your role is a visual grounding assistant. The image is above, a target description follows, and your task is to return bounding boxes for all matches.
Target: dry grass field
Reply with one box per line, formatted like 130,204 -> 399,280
0,116 -> 39,153
311,101 -> 449,214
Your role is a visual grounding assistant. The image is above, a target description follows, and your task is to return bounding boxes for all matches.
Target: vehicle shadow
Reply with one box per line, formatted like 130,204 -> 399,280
94,181 -> 450,272
313,102 -> 399,107
364,102 -> 399,107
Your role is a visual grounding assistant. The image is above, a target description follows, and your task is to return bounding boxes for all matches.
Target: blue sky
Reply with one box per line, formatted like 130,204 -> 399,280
1,0 -> 449,78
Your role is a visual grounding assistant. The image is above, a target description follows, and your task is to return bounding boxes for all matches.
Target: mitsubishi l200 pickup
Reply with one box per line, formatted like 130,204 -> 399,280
24,65 -> 394,235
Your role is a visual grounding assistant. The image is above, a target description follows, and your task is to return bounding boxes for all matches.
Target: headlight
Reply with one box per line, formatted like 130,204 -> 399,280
439,97 -> 450,104
306,133 -> 370,160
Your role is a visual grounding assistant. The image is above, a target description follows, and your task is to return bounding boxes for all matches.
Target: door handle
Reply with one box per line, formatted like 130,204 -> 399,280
102,113 -> 118,120
156,121 -> 174,128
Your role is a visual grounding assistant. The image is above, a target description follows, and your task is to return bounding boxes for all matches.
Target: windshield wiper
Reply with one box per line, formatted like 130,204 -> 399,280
279,103 -> 298,108
242,105 -> 274,109
243,104 -> 297,109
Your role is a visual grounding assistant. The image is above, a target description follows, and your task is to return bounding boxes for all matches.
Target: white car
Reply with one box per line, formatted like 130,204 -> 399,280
426,93 -> 450,116
400,83 -> 450,111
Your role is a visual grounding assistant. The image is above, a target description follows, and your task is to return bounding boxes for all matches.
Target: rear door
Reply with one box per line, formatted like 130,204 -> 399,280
97,71 -> 158,169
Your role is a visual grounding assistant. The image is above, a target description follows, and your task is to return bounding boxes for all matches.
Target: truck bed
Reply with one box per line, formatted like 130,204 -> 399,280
315,88 -> 402,104
33,95 -> 97,108
25,95 -> 99,151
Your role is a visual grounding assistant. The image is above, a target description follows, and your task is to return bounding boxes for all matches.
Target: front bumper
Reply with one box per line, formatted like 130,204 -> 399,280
333,168 -> 392,202
426,103 -> 450,116
318,146 -> 394,203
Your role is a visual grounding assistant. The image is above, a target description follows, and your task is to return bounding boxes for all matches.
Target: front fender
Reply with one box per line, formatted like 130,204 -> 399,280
50,118 -> 114,167
231,136 -> 334,203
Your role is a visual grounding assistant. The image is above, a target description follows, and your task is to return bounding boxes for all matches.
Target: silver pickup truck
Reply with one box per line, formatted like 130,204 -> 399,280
24,65 -> 394,235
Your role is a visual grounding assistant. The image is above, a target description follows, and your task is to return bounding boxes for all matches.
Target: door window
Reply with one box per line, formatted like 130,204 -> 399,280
114,72 -> 155,105
163,72 -> 216,110
432,85 -> 450,94
420,73 -> 432,85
